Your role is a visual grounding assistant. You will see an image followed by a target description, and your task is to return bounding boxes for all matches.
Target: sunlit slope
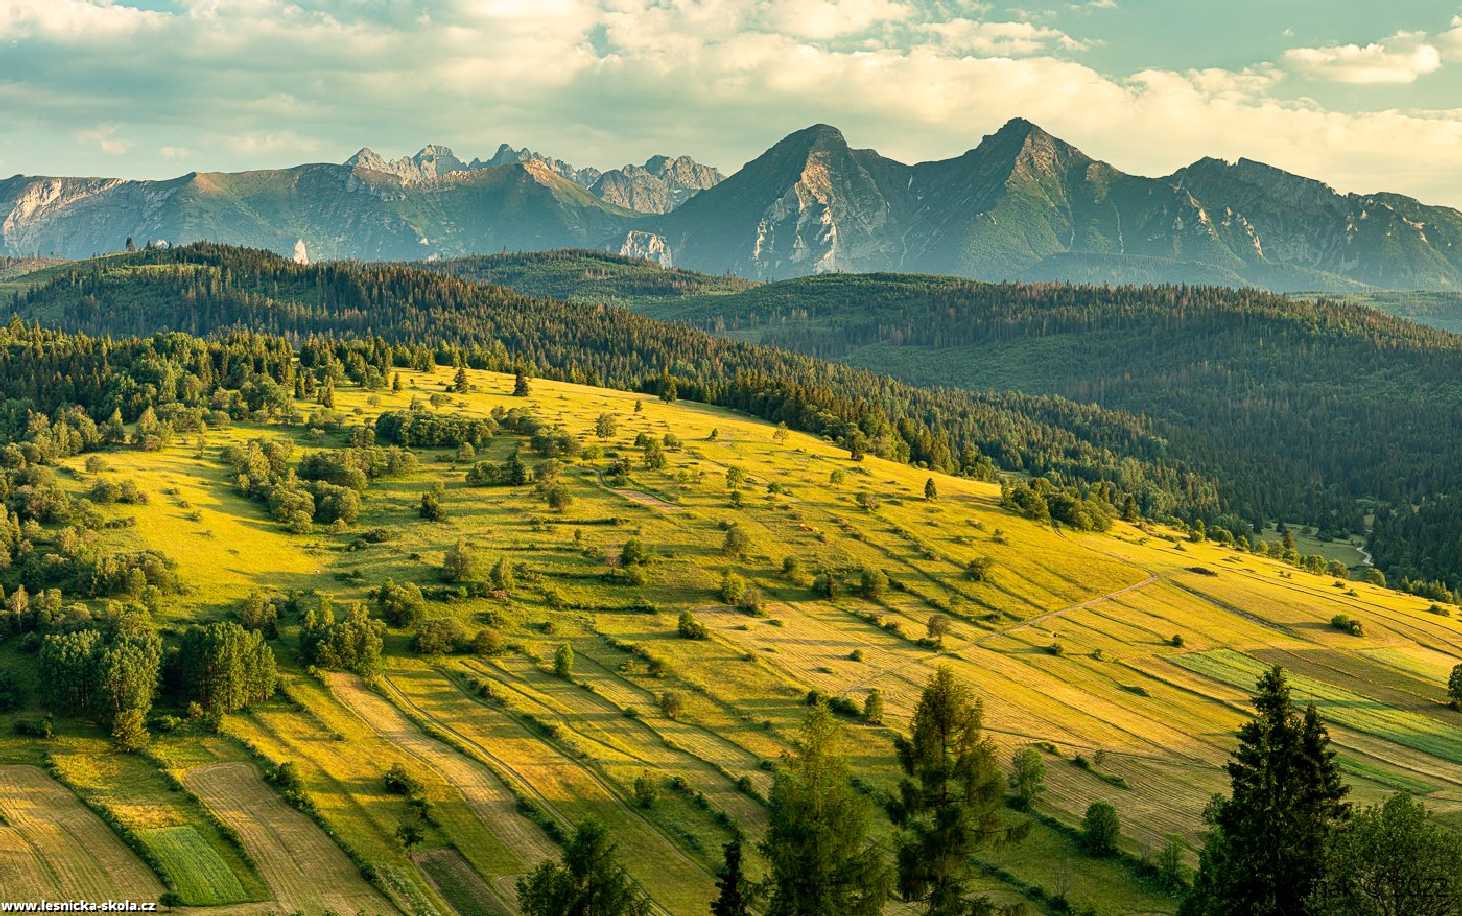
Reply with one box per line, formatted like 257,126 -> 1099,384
53,365 -> 1462,914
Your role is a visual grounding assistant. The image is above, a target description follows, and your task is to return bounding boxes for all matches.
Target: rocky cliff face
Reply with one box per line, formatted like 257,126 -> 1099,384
618,229 -> 673,266
592,156 -> 724,214
7,123 -> 1462,290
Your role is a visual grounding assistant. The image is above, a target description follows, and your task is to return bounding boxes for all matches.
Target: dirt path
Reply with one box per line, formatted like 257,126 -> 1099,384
183,762 -> 393,915
972,573 -> 1160,646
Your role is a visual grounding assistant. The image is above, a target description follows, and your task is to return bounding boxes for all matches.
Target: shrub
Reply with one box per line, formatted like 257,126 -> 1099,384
676,611 -> 707,640
720,571 -> 747,605
827,695 -> 860,718
384,763 -> 423,796
375,580 -> 425,628
965,556 -> 997,581
619,537 -> 649,567
442,539 -> 479,583
413,617 -> 466,655
12,717 -> 52,739
632,772 -> 658,809
721,524 -> 749,557
0,672 -> 23,713
553,644 -> 574,678
418,483 -> 447,521
862,689 -> 884,724
859,566 -> 887,598
471,628 -> 505,656
1081,801 -> 1121,856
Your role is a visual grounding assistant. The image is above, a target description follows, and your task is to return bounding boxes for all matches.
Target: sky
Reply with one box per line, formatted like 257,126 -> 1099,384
3,0 -> 1462,206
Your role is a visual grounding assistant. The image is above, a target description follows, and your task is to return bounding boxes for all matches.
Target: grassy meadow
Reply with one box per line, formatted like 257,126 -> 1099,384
1,364 -> 1459,915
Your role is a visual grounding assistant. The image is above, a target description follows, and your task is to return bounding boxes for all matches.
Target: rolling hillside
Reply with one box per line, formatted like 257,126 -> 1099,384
427,252 -> 1462,596
1,352 -> 1460,914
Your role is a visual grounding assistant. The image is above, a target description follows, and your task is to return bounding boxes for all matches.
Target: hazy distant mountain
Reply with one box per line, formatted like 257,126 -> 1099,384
6,121 -> 1462,290
0,143 -> 716,261
0,157 -> 636,262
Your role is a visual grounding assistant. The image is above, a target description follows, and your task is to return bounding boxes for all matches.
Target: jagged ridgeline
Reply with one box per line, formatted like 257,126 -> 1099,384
3,243 -> 1216,520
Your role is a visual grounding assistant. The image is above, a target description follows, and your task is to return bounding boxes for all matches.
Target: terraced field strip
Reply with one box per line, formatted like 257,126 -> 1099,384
381,666 -> 717,914
1223,565 -> 1462,657
467,655 -> 768,832
1251,646 -> 1462,721
325,671 -> 557,881
971,573 -> 1159,647
136,826 -> 246,905
700,598 -> 1233,845
48,746 -> 268,906
232,687 -> 457,914
182,762 -> 394,915
566,647 -> 775,799
732,596 -> 1194,760
1172,649 -> 1462,766
0,765 -> 163,901
581,623 -> 800,765
415,848 -> 513,916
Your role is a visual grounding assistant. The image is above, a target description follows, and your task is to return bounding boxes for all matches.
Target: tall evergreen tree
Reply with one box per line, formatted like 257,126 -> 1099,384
891,667 -> 1005,915
762,703 -> 891,916
711,837 -> 757,916
517,819 -> 651,916
1181,666 -> 1349,916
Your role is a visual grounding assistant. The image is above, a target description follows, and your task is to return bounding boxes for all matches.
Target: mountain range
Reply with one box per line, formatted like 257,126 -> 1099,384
5,118 -> 1462,290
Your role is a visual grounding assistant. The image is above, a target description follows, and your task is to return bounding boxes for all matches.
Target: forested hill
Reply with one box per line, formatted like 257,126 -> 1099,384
3,243 -> 1216,524
427,253 -> 1462,595
427,250 -> 759,308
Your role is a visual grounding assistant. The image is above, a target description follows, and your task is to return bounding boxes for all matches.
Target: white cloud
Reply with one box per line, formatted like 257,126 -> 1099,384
926,18 -> 1088,55
77,125 -> 129,155
0,0 -> 163,41
1438,16 -> 1462,57
762,0 -> 912,39
1284,31 -> 1442,84
4,0 -> 1462,209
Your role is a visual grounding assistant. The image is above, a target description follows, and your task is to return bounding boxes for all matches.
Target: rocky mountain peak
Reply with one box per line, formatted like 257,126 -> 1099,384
773,124 -> 850,157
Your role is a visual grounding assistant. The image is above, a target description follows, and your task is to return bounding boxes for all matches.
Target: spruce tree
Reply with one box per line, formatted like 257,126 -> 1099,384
891,667 -> 1004,915
762,703 -> 891,916
517,819 -> 650,916
1182,666 -> 1348,916
711,837 -> 757,916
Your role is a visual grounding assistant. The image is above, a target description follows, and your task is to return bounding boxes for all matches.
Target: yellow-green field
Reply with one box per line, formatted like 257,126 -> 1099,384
4,364 -> 1461,915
